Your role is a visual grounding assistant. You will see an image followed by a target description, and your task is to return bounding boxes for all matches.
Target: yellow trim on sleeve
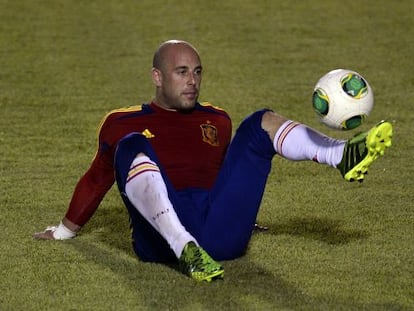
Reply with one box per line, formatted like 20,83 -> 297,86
200,101 -> 226,111
91,105 -> 144,161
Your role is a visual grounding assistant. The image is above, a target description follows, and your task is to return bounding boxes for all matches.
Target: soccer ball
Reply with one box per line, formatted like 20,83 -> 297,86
312,69 -> 374,130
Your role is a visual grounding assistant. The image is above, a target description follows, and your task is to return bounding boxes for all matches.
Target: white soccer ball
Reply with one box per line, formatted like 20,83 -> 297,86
312,69 -> 374,130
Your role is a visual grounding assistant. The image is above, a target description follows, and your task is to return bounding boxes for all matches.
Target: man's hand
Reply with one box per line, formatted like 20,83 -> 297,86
33,219 -> 78,240
33,226 -> 57,240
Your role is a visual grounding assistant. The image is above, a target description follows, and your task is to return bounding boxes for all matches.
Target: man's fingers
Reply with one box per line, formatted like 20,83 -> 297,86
33,223 -> 77,240
33,229 -> 55,240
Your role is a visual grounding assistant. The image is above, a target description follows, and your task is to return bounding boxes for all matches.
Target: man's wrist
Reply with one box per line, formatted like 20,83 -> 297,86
52,221 -> 76,240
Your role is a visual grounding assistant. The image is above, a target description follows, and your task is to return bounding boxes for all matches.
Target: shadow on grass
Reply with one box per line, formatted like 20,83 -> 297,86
77,207 -> 311,308
70,236 -> 402,311
267,216 -> 370,245
82,204 -> 132,252
71,238 -> 310,309
68,207 -> 405,310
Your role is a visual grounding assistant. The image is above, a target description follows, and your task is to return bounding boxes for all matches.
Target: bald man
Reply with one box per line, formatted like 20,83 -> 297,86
34,40 -> 392,282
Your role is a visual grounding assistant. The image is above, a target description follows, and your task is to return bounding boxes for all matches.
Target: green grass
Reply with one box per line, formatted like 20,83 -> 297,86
1,0 -> 413,310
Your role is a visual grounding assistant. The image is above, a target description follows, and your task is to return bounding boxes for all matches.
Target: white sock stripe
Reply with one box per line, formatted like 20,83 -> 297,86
127,161 -> 160,183
276,121 -> 300,156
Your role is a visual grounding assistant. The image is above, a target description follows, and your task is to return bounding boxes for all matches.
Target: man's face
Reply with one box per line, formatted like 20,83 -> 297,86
152,44 -> 202,111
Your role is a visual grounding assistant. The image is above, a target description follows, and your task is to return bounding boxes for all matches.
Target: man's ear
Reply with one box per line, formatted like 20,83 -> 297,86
151,68 -> 162,87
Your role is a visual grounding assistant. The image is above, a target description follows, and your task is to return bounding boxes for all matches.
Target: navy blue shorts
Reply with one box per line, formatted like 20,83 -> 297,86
114,109 -> 275,262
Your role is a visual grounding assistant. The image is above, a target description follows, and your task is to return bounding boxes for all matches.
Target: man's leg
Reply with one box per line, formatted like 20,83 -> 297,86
114,132 -> 224,281
200,110 -> 392,260
200,110 -> 276,260
264,112 -> 393,182
114,132 -> 179,262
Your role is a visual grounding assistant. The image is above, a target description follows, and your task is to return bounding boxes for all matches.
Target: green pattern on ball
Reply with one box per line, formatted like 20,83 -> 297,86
312,89 -> 329,116
343,115 -> 365,130
341,73 -> 368,99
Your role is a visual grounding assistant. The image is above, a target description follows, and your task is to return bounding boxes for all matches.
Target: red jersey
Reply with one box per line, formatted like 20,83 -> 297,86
65,102 -> 232,226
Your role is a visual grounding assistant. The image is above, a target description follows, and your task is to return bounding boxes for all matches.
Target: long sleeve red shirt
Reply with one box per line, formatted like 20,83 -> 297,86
65,102 -> 232,226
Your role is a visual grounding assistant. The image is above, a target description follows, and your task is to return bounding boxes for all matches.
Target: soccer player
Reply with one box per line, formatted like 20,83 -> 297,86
33,40 -> 393,282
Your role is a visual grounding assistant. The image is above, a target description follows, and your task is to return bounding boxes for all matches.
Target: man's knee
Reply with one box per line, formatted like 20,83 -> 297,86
117,132 -> 148,153
261,110 -> 288,141
114,133 -> 153,189
240,109 -> 288,141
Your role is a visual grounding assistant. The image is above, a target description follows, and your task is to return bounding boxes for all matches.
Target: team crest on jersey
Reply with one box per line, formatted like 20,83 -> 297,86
200,122 -> 219,146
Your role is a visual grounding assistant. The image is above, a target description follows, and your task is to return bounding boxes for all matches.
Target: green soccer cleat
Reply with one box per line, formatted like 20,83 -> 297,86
178,242 -> 224,282
338,120 -> 393,182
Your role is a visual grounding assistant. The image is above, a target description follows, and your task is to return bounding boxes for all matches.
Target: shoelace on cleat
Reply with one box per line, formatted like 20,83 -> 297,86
188,248 -> 221,273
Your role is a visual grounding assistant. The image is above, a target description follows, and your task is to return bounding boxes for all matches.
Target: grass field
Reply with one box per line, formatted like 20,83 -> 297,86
1,0 -> 413,310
